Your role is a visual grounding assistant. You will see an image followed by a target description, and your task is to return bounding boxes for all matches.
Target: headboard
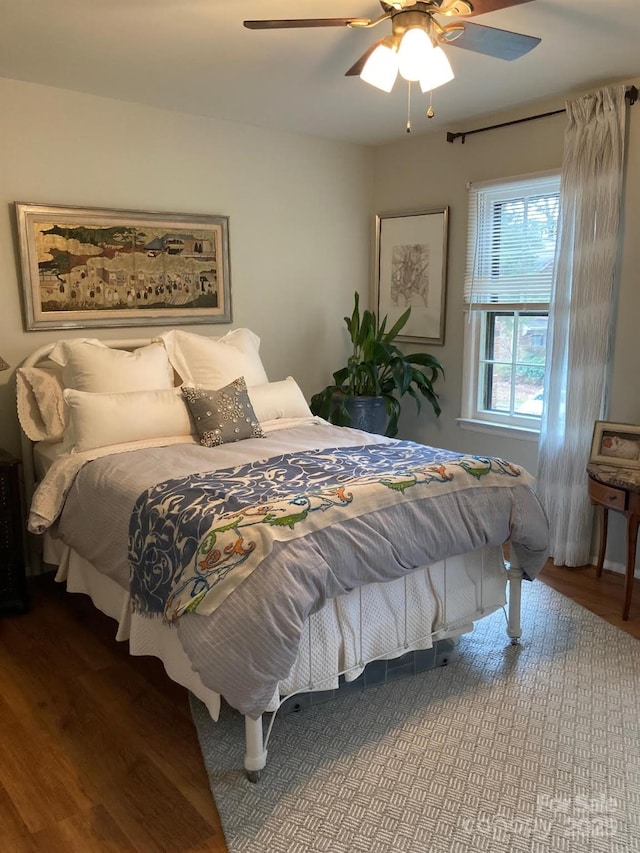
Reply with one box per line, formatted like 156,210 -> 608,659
19,329 -> 290,573
20,338 -> 152,501
19,338 -> 152,572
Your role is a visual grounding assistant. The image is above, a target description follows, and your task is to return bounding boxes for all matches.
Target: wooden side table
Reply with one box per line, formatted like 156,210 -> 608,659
0,449 -> 28,615
587,463 -> 640,621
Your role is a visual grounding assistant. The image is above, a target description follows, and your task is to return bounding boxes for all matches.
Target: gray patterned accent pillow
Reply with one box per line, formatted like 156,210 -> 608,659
182,377 -> 265,447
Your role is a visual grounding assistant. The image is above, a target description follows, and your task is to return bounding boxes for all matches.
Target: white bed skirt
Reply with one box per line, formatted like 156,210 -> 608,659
44,535 -> 507,722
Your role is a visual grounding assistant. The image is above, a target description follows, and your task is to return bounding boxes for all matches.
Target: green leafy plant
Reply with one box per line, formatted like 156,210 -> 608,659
310,292 -> 444,437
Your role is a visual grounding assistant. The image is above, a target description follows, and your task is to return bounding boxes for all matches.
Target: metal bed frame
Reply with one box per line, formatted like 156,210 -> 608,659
19,338 -> 525,781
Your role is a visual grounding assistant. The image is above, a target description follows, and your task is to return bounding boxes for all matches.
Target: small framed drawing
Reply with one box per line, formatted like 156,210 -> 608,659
590,421 -> 640,469
375,207 -> 449,345
15,202 -> 232,330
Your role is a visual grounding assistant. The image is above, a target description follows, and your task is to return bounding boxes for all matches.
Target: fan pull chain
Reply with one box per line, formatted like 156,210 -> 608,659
407,85 -> 438,132
426,90 -> 435,119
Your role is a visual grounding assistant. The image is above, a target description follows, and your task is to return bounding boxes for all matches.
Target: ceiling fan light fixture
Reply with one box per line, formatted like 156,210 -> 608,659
397,26 -> 434,82
418,46 -> 454,93
360,38 -> 399,93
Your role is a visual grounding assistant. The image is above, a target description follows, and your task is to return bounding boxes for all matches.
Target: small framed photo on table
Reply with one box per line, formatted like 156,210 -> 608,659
590,421 -> 640,469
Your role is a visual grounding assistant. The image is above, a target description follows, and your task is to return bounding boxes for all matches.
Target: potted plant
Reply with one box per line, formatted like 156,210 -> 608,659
310,292 -> 444,437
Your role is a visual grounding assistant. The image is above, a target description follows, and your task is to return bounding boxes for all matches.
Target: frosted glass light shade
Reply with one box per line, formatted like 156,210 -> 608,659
360,41 -> 399,93
418,46 -> 454,92
397,27 -> 434,82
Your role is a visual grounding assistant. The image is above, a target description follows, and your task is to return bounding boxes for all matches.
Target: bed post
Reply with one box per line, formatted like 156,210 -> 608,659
505,556 -> 524,644
19,420 -> 44,575
244,715 -> 267,782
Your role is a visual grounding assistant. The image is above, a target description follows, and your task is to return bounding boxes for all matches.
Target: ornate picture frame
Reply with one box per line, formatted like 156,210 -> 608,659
590,420 -> 640,470
375,207 -> 449,345
15,202 -> 232,330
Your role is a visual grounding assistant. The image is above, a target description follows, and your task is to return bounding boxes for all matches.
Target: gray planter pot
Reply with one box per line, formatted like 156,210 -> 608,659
343,395 -> 388,435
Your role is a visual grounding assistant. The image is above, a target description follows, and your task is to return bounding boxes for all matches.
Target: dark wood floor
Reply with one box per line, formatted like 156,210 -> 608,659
0,573 -> 226,852
538,561 -> 640,639
1,562 -> 638,851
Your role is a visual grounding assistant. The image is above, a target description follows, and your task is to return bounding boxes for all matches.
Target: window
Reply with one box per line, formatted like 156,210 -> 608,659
461,172 -> 561,434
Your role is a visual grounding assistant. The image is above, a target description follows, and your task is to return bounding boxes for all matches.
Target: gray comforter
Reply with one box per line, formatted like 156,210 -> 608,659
45,420 -> 549,718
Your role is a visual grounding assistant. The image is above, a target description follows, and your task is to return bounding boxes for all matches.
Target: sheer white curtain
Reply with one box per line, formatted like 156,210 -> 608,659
536,84 -> 628,566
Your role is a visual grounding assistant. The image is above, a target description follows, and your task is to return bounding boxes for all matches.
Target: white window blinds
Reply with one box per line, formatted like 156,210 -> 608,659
464,173 -> 561,309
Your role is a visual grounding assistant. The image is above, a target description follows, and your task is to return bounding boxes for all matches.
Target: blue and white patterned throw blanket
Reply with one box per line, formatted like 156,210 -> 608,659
128,442 -> 526,623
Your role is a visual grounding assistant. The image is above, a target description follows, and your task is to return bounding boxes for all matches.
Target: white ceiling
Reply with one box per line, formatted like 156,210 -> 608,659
0,0 -> 638,146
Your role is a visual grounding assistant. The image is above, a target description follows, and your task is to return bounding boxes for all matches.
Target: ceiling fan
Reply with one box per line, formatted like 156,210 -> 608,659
244,0 -> 540,95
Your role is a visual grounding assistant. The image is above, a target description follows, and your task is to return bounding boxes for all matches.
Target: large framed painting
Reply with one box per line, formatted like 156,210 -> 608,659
375,207 -> 449,345
15,202 -> 232,330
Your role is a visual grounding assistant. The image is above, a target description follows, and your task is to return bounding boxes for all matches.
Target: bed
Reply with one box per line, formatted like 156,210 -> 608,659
17,329 -> 549,780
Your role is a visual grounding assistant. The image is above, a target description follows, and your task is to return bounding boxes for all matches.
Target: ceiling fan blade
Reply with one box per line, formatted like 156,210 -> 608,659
465,0 -> 535,16
345,40 -> 386,77
244,18 -> 369,30
449,21 -> 540,59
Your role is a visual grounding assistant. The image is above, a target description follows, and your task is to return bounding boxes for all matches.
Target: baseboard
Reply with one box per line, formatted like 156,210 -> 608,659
589,555 -> 634,577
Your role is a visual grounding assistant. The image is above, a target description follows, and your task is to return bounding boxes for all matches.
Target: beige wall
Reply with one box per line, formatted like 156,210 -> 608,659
373,87 -> 640,568
373,98 -> 565,473
3,76 -> 638,570
0,77 -> 374,456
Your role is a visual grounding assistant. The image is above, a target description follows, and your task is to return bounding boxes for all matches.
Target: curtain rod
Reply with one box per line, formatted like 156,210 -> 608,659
446,85 -> 638,144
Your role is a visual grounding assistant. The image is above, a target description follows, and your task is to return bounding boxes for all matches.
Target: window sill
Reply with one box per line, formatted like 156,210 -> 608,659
457,417 -> 540,443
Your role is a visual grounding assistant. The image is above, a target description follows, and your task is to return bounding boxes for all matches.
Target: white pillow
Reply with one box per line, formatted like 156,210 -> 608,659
156,328 -> 269,388
63,388 -> 194,452
50,339 -> 174,393
247,378 -> 311,423
16,366 -> 68,442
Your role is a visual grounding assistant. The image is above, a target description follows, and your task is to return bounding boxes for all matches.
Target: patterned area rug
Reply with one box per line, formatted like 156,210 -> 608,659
190,582 -> 640,853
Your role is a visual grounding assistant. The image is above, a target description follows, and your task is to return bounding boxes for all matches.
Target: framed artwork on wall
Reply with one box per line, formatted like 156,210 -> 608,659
15,202 -> 232,330
375,206 -> 449,346
590,421 -> 640,470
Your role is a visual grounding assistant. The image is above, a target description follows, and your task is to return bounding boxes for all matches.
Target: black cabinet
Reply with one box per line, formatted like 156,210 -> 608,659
0,450 -> 28,614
